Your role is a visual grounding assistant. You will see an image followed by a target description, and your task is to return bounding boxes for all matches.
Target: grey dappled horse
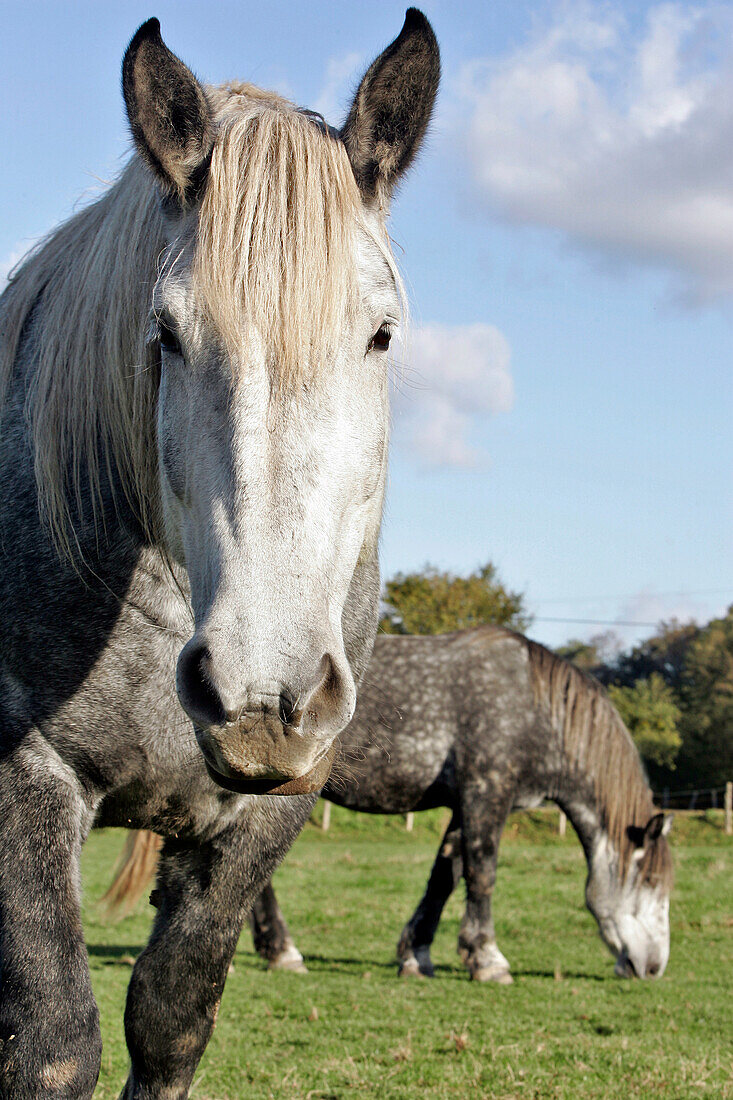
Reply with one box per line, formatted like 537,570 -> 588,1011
258,628 -> 674,982
112,627 -> 673,985
265,628 -> 674,982
0,12 -> 438,1099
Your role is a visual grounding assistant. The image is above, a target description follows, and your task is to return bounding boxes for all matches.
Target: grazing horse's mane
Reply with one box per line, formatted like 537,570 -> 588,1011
524,638 -> 672,889
0,82 -> 394,554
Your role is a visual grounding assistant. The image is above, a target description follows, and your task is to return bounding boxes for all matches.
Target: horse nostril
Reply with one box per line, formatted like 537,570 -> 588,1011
278,689 -> 297,726
176,642 -> 227,727
315,653 -> 345,708
646,963 -> 659,978
297,651 -> 354,733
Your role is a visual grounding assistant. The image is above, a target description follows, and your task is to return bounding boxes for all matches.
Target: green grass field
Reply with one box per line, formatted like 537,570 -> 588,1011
82,809 -> 732,1099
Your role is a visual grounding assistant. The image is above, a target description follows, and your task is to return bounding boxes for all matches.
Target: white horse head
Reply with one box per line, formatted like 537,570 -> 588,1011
587,813 -> 673,978
121,14 -> 439,793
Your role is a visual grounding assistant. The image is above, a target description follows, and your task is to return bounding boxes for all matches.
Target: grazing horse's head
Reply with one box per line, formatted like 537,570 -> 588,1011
122,14 -> 439,794
585,812 -> 673,979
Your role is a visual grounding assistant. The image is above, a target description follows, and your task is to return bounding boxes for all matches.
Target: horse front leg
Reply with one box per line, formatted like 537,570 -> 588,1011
458,783 -> 514,984
0,745 -> 101,1099
250,881 -> 307,973
396,811 -> 462,978
120,798 -> 314,1100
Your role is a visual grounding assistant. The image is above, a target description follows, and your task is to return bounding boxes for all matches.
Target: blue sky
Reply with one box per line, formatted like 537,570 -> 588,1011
2,0 -> 731,651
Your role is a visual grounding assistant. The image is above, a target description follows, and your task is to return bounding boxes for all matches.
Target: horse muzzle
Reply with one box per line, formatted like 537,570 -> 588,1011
202,742 -> 337,795
191,704 -> 342,796
175,634 -> 354,794
614,950 -> 663,980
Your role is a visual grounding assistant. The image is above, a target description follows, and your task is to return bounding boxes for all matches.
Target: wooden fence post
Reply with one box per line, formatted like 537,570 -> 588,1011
558,810 -> 567,838
405,812 -> 415,832
725,782 -> 732,837
321,800 -> 331,832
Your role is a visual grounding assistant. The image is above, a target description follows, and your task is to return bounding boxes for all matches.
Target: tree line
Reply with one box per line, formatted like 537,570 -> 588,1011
380,563 -> 732,791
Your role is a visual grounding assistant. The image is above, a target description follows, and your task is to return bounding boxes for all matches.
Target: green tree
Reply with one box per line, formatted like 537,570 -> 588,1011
608,673 -> 682,769
674,606 -> 733,788
555,639 -> 602,671
613,619 -> 699,691
555,631 -> 621,679
380,563 -> 529,636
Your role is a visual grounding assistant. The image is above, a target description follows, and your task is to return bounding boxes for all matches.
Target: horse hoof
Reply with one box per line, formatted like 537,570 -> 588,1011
268,945 -> 308,974
398,957 -> 432,979
471,967 -> 513,984
269,958 -> 309,974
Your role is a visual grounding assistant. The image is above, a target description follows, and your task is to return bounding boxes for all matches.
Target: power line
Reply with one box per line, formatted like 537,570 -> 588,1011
532,588 -> 731,606
533,616 -> 662,628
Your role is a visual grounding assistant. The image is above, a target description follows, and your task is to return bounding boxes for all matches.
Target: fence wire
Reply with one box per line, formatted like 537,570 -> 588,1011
653,786 -> 728,810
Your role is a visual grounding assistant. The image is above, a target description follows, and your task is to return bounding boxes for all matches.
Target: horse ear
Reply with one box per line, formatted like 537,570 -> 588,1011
122,19 -> 214,209
630,813 -> 673,855
646,812 -> 673,841
341,8 -> 440,204
628,813 -> 673,862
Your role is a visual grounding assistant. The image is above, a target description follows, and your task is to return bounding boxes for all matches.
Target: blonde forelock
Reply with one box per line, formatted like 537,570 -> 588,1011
193,85 -> 364,384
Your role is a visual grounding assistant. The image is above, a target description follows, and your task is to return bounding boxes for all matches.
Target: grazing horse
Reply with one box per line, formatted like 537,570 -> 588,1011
0,13 -> 439,1099
111,626 -> 674,983
277,628 -> 673,982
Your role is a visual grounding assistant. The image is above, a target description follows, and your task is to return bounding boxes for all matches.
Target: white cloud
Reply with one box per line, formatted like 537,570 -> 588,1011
592,586 -> 728,647
619,588 -> 711,629
391,323 -> 514,468
456,3 -> 733,301
312,52 -> 363,126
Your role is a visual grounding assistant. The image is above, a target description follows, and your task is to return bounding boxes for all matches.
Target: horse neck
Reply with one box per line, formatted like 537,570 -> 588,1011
543,741 -> 603,867
555,785 -> 608,869
552,774 -> 635,921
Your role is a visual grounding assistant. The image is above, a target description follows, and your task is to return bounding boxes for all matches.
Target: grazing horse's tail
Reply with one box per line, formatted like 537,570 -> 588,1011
101,830 -> 162,918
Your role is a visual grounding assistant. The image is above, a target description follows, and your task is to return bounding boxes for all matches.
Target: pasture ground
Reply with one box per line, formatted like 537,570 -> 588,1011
83,808 -> 732,1099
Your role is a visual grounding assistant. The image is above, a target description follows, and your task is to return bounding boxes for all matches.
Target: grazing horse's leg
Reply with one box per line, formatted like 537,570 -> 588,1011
458,782 -> 514,984
396,811 -> 463,978
250,881 -> 307,973
0,746 -> 101,1099
120,803 -> 312,1100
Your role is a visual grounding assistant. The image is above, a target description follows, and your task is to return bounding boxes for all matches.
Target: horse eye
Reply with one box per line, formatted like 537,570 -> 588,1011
159,322 -> 182,357
368,324 -> 392,353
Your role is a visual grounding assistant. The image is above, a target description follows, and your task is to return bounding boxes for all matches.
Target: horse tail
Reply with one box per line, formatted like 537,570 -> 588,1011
100,830 -> 162,919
